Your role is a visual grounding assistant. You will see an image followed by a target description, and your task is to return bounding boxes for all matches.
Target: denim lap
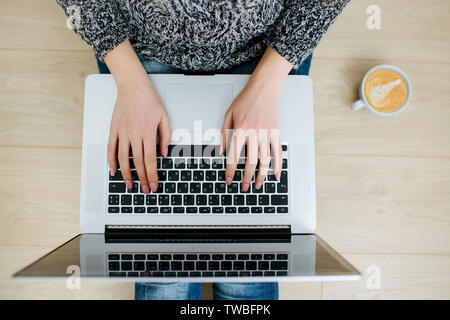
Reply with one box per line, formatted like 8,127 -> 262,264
213,282 -> 279,300
135,282 -> 202,300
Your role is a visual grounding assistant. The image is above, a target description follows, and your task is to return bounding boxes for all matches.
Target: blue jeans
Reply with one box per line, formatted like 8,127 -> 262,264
96,53 -> 312,75
97,52 -> 312,300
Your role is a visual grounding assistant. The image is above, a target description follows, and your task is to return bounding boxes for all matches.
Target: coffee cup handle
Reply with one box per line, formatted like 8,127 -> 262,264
351,99 -> 366,112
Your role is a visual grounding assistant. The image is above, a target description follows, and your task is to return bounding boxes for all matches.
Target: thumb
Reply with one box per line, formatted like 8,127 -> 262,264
158,113 -> 171,157
220,111 -> 233,156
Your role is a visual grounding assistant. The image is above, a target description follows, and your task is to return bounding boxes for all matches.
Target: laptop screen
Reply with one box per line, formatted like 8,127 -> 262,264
14,234 -> 360,281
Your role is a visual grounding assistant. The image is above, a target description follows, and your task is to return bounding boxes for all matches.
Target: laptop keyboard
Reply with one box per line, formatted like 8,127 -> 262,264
107,252 -> 289,278
108,144 -> 288,215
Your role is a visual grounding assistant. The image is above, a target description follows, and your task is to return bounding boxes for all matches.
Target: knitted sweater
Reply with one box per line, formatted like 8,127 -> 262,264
57,0 -> 349,71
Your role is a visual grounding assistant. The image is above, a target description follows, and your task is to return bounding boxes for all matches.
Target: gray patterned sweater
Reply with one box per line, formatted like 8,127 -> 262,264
57,0 -> 349,71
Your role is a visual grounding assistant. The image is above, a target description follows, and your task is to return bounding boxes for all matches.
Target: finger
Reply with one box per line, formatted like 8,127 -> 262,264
242,131 -> 258,192
270,136 -> 282,181
143,132 -> 159,193
255,138 -> 270,190
131,139 -> 149,194
220,111 -> 233,156
118,137 -> 132,189
225,128 -> 245,185
107,130 -> 118,177
158,113 -> 171,158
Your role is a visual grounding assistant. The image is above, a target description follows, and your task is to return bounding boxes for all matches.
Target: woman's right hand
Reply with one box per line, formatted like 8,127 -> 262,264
108,78 -> 171,194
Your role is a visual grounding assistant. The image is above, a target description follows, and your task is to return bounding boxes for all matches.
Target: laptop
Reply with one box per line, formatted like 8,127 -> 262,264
14,74 -> 361,282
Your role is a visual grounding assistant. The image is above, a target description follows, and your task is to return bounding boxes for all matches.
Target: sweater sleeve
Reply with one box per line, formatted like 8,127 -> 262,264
263,0 -> 350,67
56,0 -> 129,61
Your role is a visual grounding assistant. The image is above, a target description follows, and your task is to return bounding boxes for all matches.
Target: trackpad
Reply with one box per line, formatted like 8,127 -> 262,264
165,83 -> 233,144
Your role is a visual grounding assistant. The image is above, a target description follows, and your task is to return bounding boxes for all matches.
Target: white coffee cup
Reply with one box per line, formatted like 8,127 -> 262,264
351,64 -> 412,116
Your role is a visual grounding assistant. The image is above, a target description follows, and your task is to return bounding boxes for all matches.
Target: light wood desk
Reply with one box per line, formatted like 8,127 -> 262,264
0,0 -> 448,299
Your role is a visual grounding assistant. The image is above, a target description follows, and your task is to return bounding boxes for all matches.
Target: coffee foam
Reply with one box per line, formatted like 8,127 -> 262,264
364,70 -> 408,113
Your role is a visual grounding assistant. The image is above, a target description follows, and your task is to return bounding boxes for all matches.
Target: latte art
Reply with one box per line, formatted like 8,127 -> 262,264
364,70 -> 408,113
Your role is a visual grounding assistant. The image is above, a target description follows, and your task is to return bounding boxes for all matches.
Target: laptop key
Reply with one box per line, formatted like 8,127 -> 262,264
227,183 -> 239,193
258,261 -> 270,270
159,195 -> 169,205
258,195 -> 269,205
133,195 -> 144,205
147,207 -> 158,214
264,271 -> 275,276
238,207 -> 249,214
282,159 -> 288,169
251,254 -> 262,260
173,207 -> 184,214
251,207 -> 262,213
277,254 -> 288,260
217,170 -> 226,181
233,261 -> 244,270
271,261 -> 288,270
221,261 -> 232,270
160,207 -> 171,214
121,207 -> 132,213
190,183 -> 201,193
202,183 -> 213,193
159,262 -> 170,270
238,254 -> 249,260
109,183 -> 126,193
233,195 -> 244,205
221,195 -> 232,205
174,159 -> 186,169
246,261 -> 257,270
121,262 -> 132,271
199,254 -> 210,260
171,195 -> 182,205
212,207 -> 223,213
184,261 -> 195,270
193,171 -> 204,181
199,207 -> 211,214
264,207 -> 275,213
177,182 -> 189,193
109,170 -> 123,181
157,171 -> 167,181
183,195 -> 195,205
108,207 -> 119,214
277,207 -> 288,213
108,195 -> 119,205
108,262 -> 120,271
168,171 -> 179,181
187,159 -> 198,169
134,207 -> 145,214
165,183 -> 176,193
215,183 -> 226,193
233,170 -> 241,181
196,195 -> 207,205
225,207 -> 236,213
108,254 -> 120,260
205,171 -> 216,181
146,195 -> 157,205
162,158 -> 173,169
264,254 -> 275,260
180,171 -> 191,181
171,262 -> 182,271
186,254 -> 197,260
186,207 -> 197,214
225,254 -> 236,260
246,195 -> 257,205
239,271 -> 250,277
208,261 -> 220,271
271,195 -> 288,205
209,195 -> 220,205
173,254 -> 185,260
265,183 -> 275,193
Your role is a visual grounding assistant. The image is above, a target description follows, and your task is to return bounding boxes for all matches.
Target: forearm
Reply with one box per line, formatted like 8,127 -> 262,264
247,46 -> 293,94
103,40 -> 152,90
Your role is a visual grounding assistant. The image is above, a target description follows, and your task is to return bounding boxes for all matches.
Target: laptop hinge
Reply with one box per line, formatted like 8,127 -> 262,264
105,225 -> 291,243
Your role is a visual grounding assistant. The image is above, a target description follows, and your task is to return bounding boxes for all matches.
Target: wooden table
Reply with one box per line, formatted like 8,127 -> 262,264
0,0 -> 448,299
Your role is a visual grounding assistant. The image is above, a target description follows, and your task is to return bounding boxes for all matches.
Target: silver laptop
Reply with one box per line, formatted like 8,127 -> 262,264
14,74 -> 361,282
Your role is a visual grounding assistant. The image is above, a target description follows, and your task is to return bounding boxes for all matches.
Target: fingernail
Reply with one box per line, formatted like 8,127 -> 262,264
142,184 -> 149,194
219,146 -> 223,156
110,168 -> 116,176
226,177 -> 232,185
150,182 -> 157,192
255,181 -> 262,190
125,180 -> 132,189
243,183 -> 249,192
275,172 -> 281,181
163,148 -> 168,158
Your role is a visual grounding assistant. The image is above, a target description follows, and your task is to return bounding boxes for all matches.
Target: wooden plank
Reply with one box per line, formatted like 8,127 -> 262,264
311,58 -> 450,158
0,0 -> 90,51
315,154 -> 450,254
0,245 -> 134,299
322,254 -> 450,299
0,147 -> 82,247
0,50 -> 97,147
316,0 -> 450,63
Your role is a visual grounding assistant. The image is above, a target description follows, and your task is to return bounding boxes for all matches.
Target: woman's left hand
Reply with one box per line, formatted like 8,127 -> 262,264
221,77 -> 283,192
220,47 -> 293,192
